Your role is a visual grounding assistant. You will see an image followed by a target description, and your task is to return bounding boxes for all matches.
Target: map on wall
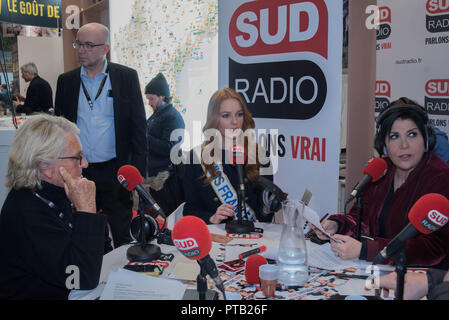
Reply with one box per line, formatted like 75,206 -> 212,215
110,0 -> 219,149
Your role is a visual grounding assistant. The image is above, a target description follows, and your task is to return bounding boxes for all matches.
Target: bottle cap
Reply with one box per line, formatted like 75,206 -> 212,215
259,264 -> 278,281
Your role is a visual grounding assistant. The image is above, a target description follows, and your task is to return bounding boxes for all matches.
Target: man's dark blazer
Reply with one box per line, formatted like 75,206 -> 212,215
54,62 -> 147,175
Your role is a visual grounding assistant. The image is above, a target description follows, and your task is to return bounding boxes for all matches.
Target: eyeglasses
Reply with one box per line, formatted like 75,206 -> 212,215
72,41 -> 105,50
58,155 -> 84,166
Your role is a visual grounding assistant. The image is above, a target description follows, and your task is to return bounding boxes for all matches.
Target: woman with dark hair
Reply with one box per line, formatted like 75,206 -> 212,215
182,88 -> 274,224
312,99 -> 449,269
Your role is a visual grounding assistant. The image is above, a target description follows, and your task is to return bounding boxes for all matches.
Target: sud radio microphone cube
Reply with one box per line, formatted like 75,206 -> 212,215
172,216 -> 226,300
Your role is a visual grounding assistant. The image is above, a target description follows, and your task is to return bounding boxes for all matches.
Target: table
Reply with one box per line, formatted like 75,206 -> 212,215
69,222 -> 383,300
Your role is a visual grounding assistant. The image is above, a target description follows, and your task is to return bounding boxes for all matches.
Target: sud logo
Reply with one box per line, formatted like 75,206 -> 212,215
229,0 -> 328,58
421,209 -> 449,232
426,0 -> 449,33
375,80 -> 391,113
425,79 -> 449,116
228,0 -> 329,120
376,6 -> 392,41
173,237 -> 201,258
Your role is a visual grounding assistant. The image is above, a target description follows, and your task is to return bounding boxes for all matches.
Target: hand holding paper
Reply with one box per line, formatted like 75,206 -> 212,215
302,205 -> 344,244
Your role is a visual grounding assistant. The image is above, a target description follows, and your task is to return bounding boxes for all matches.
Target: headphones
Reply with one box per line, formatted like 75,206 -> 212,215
129,212 -> 173,246
374,101 -> 436,156
254,176 -> 288,214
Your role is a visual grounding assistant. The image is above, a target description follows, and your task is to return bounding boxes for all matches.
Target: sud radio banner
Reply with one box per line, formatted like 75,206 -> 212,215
376,0 -> 449,135
219,0 -> 342,216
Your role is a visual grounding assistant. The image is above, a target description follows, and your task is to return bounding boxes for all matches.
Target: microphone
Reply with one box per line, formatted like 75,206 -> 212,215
346,158 -> 387,204
117,165 -> 165,262
373,193 -> 449,264
172,216 -> 226,295
244,254 -> 268,284
229,144 -> 246,197
117,165 -> 165,218
225,145 -> 254,234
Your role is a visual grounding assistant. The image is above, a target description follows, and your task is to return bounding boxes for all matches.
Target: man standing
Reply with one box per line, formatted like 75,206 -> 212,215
13,62 -> 53,114
55,23 -> 147,248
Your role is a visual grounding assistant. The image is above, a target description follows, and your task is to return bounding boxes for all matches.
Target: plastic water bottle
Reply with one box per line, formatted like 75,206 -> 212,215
277,200 -> 309,286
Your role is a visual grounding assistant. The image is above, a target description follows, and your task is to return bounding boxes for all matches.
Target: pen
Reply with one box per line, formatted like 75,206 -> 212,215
238,245 -> 267,259
320,213 -> 330,223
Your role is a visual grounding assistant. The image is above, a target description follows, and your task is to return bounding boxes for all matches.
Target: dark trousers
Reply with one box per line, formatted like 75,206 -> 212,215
83,159 -> 132,248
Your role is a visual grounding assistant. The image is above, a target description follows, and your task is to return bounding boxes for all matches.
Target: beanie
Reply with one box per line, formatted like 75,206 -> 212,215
145,72 -> 170,97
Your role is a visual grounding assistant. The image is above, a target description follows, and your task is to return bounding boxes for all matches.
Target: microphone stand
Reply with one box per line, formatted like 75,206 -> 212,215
225,186 -> 254,234
355,191 -> 363,241
238,188 -> 244,224
392,248 -> 407,300
126,197 -> 161,262
225,163 -> 254,234
196,266 -> 208,300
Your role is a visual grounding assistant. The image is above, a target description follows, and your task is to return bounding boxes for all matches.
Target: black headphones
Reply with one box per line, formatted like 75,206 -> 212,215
130,214 -> 160,243
129,212 -> 173,246
254,176 -> 288,214
374,101 -> 436,156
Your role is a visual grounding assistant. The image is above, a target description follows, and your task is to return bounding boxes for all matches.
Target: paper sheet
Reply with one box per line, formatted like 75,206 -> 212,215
69,282 -> 106,300
168,262 -> 200,281
100,268 -> 186,300
306,240 -> 363,270
337,278 -> 375,297
302,206 -> 344,243
306,240 -> 395,273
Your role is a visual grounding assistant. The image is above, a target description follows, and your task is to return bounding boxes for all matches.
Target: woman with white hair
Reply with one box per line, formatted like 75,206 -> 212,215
0,114 -> 106,299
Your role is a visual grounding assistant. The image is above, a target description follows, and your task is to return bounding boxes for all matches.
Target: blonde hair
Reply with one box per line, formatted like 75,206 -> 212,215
6,114 -> 79,190
201,88 -> 263,184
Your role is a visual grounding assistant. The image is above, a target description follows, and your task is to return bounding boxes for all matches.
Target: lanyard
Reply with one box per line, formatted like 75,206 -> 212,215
80,64 -> 110,110
32,190 -> 73,229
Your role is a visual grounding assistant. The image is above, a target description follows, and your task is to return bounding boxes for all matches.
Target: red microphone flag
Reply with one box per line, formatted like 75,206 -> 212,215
117,165 -> 143,191
172,216 -> 212,260
363,158 -> 388,182
228,144 -> 245,165
408,193 -> 449,235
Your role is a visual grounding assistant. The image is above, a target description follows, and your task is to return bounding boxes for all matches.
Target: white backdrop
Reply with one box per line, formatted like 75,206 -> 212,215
376,0 -> 449,135
218,0 -> 343,216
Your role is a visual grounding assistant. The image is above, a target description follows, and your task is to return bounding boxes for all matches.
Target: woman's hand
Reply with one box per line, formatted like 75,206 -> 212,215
366,271 -> 429,300
209,204 -> 235,224
330,234 -> 361,260
309,220 -> 339,240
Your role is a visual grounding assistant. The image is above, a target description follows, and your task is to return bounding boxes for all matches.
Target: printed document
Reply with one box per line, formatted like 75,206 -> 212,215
100,268 -> 186,300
